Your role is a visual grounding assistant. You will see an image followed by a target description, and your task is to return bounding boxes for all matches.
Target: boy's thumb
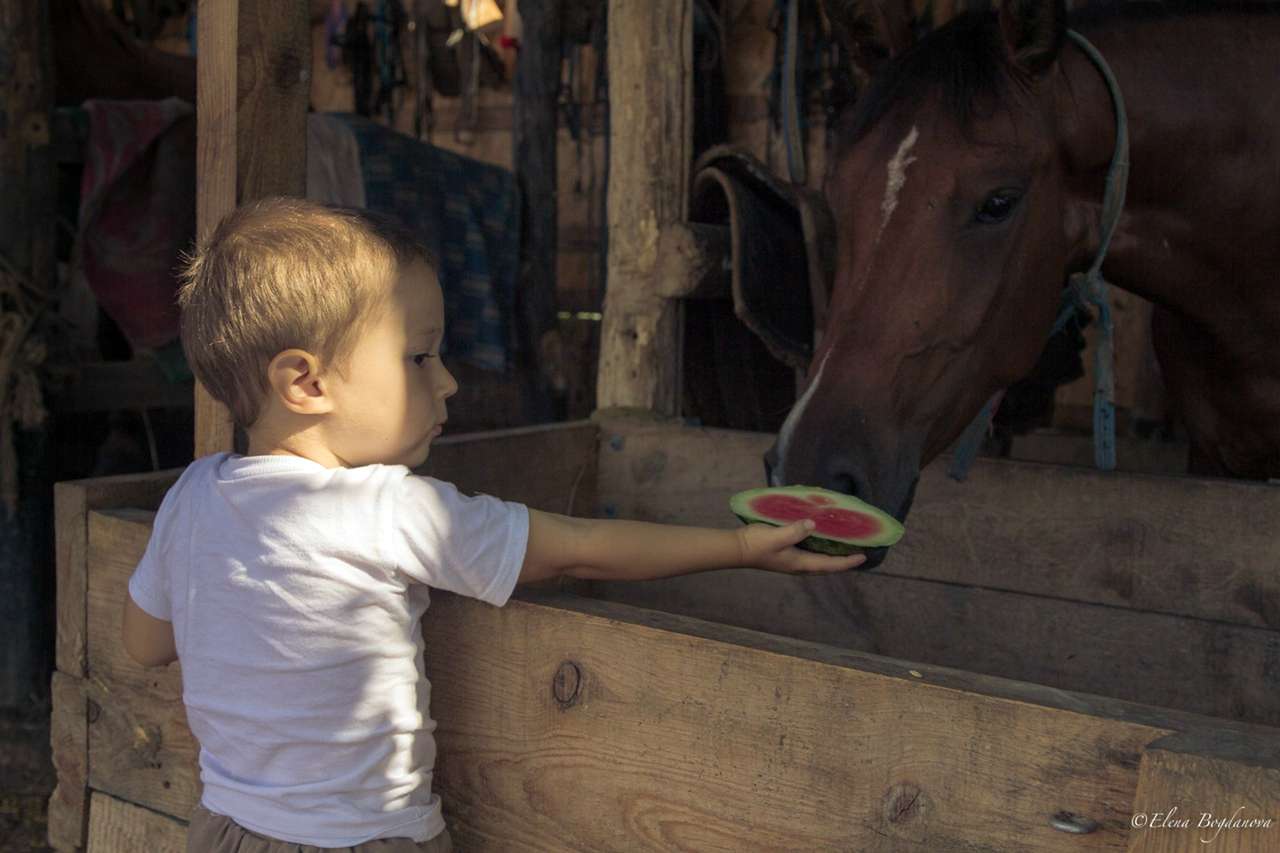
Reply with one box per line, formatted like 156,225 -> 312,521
786,519 -> 816,542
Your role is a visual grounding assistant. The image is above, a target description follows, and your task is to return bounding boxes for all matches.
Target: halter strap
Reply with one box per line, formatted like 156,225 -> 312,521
948,29 -> 1129,481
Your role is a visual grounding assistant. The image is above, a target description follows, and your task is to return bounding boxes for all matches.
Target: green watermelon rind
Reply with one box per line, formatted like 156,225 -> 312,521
729,485 -> 905,555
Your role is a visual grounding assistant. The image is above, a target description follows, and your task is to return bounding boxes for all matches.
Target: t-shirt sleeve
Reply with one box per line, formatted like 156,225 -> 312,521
387,473 -> 530,607
128,523 -> 172,621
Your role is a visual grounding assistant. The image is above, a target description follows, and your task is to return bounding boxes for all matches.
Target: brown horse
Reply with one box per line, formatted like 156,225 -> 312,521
766,0 -> 1280,560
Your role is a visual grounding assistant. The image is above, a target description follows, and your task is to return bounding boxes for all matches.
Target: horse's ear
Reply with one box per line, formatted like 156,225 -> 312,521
998,0 -> 1068,76
821,0 -> 916,81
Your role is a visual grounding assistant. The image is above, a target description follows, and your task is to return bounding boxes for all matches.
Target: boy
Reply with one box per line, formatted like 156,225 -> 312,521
122,198 -> 864,853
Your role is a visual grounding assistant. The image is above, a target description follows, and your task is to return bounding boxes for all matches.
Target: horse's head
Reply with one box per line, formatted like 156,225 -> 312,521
768,0 -> 1092,551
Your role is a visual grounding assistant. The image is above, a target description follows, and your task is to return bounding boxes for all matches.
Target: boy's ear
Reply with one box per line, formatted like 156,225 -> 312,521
266,349 -> 334,415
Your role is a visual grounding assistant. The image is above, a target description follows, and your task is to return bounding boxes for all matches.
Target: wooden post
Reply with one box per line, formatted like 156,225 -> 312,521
194,0 -> 310,455
1127,730 -> 1280,852
596,0 -> 694,415
0,0 -> 54,709
513,0 -> 563,419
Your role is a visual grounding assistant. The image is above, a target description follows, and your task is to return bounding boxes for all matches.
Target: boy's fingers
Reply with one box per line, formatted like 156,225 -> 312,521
779,519 -> 815,545
797,551 -> 866,573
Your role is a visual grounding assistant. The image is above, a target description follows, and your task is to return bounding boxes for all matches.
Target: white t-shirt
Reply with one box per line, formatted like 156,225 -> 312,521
127,452 -> 529,847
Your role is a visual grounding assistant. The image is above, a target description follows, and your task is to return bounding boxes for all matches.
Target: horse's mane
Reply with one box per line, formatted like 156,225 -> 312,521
834,1 -> 1280,154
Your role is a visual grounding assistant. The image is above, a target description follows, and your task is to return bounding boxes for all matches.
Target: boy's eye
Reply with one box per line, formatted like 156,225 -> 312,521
411,353 -> 436,367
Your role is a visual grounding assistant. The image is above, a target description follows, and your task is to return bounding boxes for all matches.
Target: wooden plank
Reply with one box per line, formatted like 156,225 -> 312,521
425,589 -> 1279,852
54,483 -> 90,679
595,565 -> 1280,725
596,0 -> 693,414
194,0 -> 310,456
1008,429 -> 1187,475
85,510 -> 198,820
593,416 -> 767,524
86,792 -> 186,853
54,471 -> 182,677
76,508 -> 1280,848
593,420 -> 1280,630
47,672 -> 88,853
194,0 -> 238,457
1127,731 -> 1280,853
421,421 -> 598,515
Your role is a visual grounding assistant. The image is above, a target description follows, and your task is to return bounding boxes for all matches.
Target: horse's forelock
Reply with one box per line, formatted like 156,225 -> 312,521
836,11 -> 1023,156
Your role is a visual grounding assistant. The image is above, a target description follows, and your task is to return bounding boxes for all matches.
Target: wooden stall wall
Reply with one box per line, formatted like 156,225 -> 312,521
47,425 -> 1280,853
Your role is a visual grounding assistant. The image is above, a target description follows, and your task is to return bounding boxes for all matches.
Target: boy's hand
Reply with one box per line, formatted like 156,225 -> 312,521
736,520 -> 867,574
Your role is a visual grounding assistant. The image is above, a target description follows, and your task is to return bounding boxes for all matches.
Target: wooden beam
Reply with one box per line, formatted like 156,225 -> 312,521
420,421 -> 598,516
1007,428 -> 1188,476
596,0 -> 694,415
596,563 -> 1280,725
654,223 -> 731,299
86,792 -> 186,853
1127,730 -> 1280,852
194,0 -> 310,456
592,420 -> 1280,629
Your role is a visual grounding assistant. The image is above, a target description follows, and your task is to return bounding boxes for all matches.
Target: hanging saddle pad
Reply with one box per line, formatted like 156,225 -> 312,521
689,145 -> 836,370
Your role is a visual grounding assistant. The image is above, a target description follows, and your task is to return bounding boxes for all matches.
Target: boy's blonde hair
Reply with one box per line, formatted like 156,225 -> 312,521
178,197 -> 434,428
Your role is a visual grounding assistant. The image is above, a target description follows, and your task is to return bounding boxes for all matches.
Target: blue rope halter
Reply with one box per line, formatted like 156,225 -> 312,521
948,29 -> 1130,481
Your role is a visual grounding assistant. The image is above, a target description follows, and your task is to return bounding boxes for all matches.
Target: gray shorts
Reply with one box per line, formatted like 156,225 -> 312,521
186,804 -> 455,853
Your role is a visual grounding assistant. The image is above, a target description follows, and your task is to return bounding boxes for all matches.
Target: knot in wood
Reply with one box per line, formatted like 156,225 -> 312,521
883,783 -> 925,824
552,661 -> 582,708
273,50 -> 304,90
1050,811 -> 1098,834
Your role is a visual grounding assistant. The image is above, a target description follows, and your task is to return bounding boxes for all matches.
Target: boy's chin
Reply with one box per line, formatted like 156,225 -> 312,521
405,439 -> 433,468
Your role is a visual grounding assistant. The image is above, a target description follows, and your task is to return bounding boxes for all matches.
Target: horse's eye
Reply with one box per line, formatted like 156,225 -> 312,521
975,190 -> 1022,224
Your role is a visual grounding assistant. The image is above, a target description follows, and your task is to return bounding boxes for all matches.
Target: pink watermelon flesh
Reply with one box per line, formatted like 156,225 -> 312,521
747,493 -> 883,540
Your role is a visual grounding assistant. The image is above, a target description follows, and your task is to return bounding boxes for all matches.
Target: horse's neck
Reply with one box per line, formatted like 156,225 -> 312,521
1060,10 -> 1280,322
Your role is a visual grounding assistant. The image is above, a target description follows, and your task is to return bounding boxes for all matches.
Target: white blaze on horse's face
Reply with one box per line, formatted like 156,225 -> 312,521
772,348 -> 832,487
877,125 -> 920,245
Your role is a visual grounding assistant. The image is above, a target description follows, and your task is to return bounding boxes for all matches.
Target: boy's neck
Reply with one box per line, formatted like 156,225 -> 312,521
245,414 -> 344,468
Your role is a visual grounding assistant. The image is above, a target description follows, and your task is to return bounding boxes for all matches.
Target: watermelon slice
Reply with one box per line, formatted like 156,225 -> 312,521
729,485 -> 905,556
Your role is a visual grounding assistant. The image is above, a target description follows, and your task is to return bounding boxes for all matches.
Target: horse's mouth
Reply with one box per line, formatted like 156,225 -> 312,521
761,451 -> 919,570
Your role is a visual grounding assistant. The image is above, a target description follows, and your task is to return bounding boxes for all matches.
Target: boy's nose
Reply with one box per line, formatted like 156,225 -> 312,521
440,365 -> 459,399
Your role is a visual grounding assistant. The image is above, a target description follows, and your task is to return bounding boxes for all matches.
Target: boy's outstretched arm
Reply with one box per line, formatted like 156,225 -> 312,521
122,596 -> 178,668
518,510 -> 865,585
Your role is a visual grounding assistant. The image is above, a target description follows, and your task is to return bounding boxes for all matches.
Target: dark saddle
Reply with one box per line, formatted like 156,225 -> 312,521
689,145 -> 836,371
